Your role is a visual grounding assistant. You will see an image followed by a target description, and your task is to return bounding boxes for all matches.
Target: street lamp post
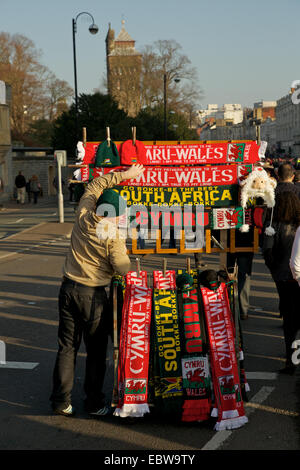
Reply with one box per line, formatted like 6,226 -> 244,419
163,73 -> 167,140
72,12 -> 98,138
163,73 -> 180,140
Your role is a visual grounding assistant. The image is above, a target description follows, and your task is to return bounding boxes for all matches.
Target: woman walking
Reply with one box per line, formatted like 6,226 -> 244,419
263,191 -> 300,374
30,175 -> 40,204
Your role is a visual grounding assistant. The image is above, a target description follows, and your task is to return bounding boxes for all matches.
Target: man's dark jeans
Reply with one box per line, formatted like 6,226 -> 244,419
50,277 -> 110,412
227,252 -> 254,318
275,280 -> 300,362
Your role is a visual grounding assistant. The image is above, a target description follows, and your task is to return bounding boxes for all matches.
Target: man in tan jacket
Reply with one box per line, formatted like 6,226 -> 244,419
50,164 -> 144,417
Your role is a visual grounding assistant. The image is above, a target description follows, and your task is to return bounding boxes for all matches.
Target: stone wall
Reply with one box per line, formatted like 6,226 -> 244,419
12,155 -> 71,197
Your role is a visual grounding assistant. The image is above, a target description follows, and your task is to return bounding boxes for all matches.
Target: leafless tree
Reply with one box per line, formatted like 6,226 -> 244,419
0,32 -> 73,140
140,39 -> 203,117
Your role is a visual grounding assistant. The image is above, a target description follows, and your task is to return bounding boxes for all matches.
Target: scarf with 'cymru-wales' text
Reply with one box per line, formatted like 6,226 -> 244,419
178,269 -> 212,422
114,271 -> 152,418
201,283 -> 248,431
226,279 -> 250,401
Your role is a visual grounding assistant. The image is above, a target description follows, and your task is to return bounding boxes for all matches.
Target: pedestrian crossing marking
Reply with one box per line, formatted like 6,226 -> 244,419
244,330 -> 284,339
245,402 -> 299,418
247,353 -> 285,363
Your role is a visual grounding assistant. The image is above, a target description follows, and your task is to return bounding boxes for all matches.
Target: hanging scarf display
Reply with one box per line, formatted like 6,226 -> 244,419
104,164 -> 253,187
114,271 -> 152,418
201,283 -> 248,431
80,140 -> 265,167
152,274 -> 183,418
177,269 -> 212,422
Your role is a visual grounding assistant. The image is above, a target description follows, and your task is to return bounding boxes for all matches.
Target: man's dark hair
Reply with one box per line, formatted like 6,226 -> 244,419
274,191 -> 300,226
294,170 -> 300,183
277,163 -> 295,181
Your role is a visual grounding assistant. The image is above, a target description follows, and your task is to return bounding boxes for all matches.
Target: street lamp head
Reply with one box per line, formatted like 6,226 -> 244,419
89,23 -> 99,34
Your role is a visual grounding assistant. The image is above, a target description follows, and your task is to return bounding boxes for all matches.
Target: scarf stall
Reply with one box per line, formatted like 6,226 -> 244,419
73,136 -> 257,431
112,266 -> 249,430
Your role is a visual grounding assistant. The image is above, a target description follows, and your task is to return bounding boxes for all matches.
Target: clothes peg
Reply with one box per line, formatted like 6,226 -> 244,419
187,257 -> 191,274
132,127 -> 136,145
136,258 -> 140,277
211,235 -> 224,250
163,258 -> 167,278
82,127 -> 87,146
106,127 -> 111,147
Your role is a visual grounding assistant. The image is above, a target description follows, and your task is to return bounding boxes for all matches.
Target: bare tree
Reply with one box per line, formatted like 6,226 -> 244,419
0,32 -> 73,140
42,72 -> 73,121
140,39 -> 202,116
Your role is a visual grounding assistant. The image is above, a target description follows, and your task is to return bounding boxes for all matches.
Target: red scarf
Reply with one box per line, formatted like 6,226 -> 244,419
153,270 -> 176,289
180,272 -> 212,422
114,271 -> 152,418
201,283 -> 248,430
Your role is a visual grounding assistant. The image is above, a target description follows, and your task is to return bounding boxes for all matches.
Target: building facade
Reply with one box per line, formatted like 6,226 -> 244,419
198,100 -> 277,154
197,104 -> 244,126
276,88 -> 300,156
253,101 -> 277,122
106,21 -> 142,117
0,81 -> 13,202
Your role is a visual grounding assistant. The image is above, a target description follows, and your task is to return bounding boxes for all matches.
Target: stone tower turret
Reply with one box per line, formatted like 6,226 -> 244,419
105,20 -> 142,117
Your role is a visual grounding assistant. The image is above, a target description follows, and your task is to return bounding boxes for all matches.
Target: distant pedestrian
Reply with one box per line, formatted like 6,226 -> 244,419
262,191 -> 300,374
15,171 -> 26,204
68,181 -> 75,202
53,176 -> 65,193
25,180 -> 31,203
30,175 -> 40,204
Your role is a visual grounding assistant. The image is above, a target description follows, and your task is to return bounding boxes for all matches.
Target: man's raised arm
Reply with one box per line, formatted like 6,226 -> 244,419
77,164 -> 145,213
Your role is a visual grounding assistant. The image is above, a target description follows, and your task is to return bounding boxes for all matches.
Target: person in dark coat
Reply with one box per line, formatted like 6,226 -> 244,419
30,174 -> 41,204
262,191 -> 300,374
275,163 -> 300,198
15,171 -> 26,204
294,170 -> 300,187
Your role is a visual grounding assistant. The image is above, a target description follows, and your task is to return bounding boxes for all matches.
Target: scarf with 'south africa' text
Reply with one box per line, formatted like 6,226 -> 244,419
114,271 -> 152,418
201,283 -> 248,431
152,270 -> 183,418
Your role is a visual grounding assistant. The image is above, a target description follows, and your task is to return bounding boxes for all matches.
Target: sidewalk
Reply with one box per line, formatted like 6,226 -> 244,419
0,195 -> 61,210
0,222 -> 73,262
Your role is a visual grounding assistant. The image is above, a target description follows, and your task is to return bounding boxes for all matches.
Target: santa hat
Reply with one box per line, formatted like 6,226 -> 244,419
120,140 -> 147,165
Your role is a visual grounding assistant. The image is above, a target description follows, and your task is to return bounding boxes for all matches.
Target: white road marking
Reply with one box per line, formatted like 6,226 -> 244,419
0,362 -> 39,370
0,340 -> 39,369
201,386 -> 275,450
246,371 -> 278,380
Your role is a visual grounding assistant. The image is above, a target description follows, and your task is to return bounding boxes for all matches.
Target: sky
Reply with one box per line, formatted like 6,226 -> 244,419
1,0 -> 299,110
